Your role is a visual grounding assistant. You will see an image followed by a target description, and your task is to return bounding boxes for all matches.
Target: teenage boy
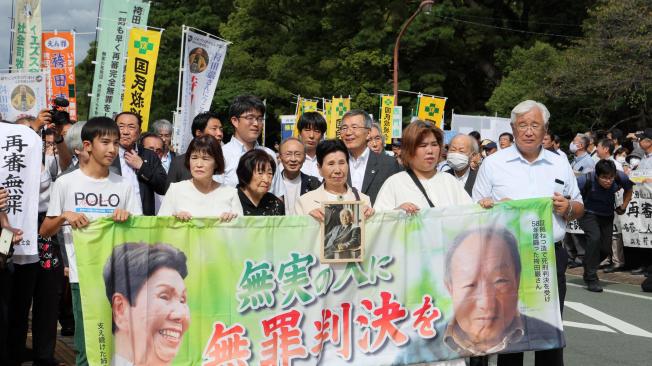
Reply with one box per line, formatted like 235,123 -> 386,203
39,117 -> 142,366
297,111 -> 327,179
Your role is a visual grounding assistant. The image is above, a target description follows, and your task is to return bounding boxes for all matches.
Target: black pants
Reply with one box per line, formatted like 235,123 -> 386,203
7,259 -> 64,365
578,213 -> 614,282
0,261 -> 12,364
497,241 -> 568,366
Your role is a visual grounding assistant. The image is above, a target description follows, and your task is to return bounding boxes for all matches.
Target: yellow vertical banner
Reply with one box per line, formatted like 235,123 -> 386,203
331,97 -> 351,139
324,100 -> 334,139
417,95 -> 446,129
123,28 -> 161,131
379,95 -> 395,145
293,97 -> 318,136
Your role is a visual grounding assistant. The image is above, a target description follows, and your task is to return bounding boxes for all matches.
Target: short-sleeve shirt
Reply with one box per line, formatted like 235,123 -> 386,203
374,171 -> 473,211
158,180 -> 243,217
577,171 -> 633,216
571,152 -> 595,175
472,145 -> 583,242
46,169 -> 142,283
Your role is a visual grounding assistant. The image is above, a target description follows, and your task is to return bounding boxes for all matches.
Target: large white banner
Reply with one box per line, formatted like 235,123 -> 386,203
621,174 -> 652,248
177,27 -> 228,154
451,113 -> 512,144
0,72 -> 47,122
0,123 -> 42,257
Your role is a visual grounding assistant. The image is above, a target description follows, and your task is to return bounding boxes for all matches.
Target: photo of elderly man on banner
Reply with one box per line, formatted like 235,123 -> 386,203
74,197 -> 564,365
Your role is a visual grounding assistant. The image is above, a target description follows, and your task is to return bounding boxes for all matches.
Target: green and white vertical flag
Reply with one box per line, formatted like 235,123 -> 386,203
89,0 -> 150,118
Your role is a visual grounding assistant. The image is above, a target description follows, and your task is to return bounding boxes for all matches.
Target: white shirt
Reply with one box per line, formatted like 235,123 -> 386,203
160,151 -> 172,173
349,147 -> 370,192
638,152 -> 652,170
374,171 -> 473,211
222,137 -> 286,198
453,168 -> 470,187
295,185 -> 371,215
282,173 -> 302,215
118,146 -> 141,198
158,180 -> 243,217
46,169 -> 142,283
301,153 -> 322,180
472,145 -> 582,242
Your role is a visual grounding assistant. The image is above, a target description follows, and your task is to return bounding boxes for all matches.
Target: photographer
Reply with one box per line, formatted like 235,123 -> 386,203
19,107 -> 73,174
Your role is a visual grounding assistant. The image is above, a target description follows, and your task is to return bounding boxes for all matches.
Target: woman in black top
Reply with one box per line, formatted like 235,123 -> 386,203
236,149 -> 285,216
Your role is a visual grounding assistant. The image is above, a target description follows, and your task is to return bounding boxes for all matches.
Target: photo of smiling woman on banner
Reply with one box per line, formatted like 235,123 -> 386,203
103,242 -> 190,366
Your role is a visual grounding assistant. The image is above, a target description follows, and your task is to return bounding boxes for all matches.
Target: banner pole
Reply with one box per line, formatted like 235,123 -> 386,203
8,0 -> 15,71
176,25 -> 185,112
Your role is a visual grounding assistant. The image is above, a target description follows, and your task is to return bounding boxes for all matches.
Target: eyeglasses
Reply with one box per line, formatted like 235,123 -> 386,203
515,123 -> 543,132
598,176 -> 615,183
369,136 -> 383,142
239,115 -> 264,124
340,125 -> 369,133
282,152 -> 304,159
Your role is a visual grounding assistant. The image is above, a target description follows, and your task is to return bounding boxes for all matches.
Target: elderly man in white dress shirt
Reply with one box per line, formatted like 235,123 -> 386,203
472,100 -> 584,366
221,95 -> 285,199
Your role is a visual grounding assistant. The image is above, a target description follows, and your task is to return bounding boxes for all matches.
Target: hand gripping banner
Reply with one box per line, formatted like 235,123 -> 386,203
74,198 -> 564,365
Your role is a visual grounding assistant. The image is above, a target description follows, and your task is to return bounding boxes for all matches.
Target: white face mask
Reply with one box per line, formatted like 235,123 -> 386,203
447,152 -> 470,171
615,156 -> 626,164
569,142 -> 578,154
629,158 -> 640,168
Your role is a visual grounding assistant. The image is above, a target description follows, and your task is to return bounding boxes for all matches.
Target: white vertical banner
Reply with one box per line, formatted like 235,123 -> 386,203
177,27 -> 229,154
0,123 -> 42,257
12,0 -> 42,73
0,72 -> 47,122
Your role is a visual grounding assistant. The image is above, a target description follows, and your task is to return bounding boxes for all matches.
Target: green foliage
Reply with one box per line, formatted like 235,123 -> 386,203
75,0 -> 616,142
486,42 -> 561,116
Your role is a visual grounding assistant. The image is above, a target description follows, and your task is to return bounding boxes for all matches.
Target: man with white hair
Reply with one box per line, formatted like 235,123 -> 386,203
150,119 -> 175,173
446,134 -> 479,195
473,100 -> 584,366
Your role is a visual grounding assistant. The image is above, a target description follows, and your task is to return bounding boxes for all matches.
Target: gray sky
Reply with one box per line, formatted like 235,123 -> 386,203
1,0 -> 100,70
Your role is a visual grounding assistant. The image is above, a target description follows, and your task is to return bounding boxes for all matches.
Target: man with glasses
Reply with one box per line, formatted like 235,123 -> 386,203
222,95 -> 285,199
278,138 -> 321,215
473,100 -> 584,366
367,123 -> 386,155
340,110 -> 401,205
577,159 -> 633,291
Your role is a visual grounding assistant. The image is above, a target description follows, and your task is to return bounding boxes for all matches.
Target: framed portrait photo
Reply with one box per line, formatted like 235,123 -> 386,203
320,200 -> 365,263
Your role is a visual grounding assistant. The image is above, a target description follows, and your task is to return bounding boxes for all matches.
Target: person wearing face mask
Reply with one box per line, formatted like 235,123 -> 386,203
446,134 -> 479,196
570,133 -> 595,175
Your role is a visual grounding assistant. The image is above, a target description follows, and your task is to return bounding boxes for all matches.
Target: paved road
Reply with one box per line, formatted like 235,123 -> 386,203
558,274 -> 652,366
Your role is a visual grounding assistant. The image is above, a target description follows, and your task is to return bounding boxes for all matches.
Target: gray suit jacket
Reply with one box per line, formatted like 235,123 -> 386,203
354,151 -> 402,205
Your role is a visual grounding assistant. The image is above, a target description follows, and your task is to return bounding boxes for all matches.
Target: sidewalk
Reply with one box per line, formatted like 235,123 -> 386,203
566,266 -> 648,286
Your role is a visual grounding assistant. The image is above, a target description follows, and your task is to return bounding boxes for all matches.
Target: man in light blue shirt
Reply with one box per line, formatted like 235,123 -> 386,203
473,100 -> 584,366
570,133 -> 595,175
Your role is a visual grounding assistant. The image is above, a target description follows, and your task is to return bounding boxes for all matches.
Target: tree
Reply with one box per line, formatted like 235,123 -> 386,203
549,0 -> 651,130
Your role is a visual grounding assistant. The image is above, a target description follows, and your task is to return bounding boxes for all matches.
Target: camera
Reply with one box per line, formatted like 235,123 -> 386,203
50,97 -> 70,126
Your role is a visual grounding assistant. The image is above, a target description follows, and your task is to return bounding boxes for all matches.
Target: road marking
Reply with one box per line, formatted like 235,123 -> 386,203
563,320 -> 616,333
567,282 -> 652,301
565,301 -> 652,338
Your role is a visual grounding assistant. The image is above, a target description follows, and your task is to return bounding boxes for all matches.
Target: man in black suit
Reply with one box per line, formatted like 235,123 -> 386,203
341,110 -> 402,205
446,134 -> 479,196
324,208 -> 361,259
279,137 -> 321,215
112,112 -> 167,216
166,111 -> 224,186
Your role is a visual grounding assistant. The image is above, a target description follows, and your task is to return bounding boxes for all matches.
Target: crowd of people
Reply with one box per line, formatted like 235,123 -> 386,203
0,95 -> 651,365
